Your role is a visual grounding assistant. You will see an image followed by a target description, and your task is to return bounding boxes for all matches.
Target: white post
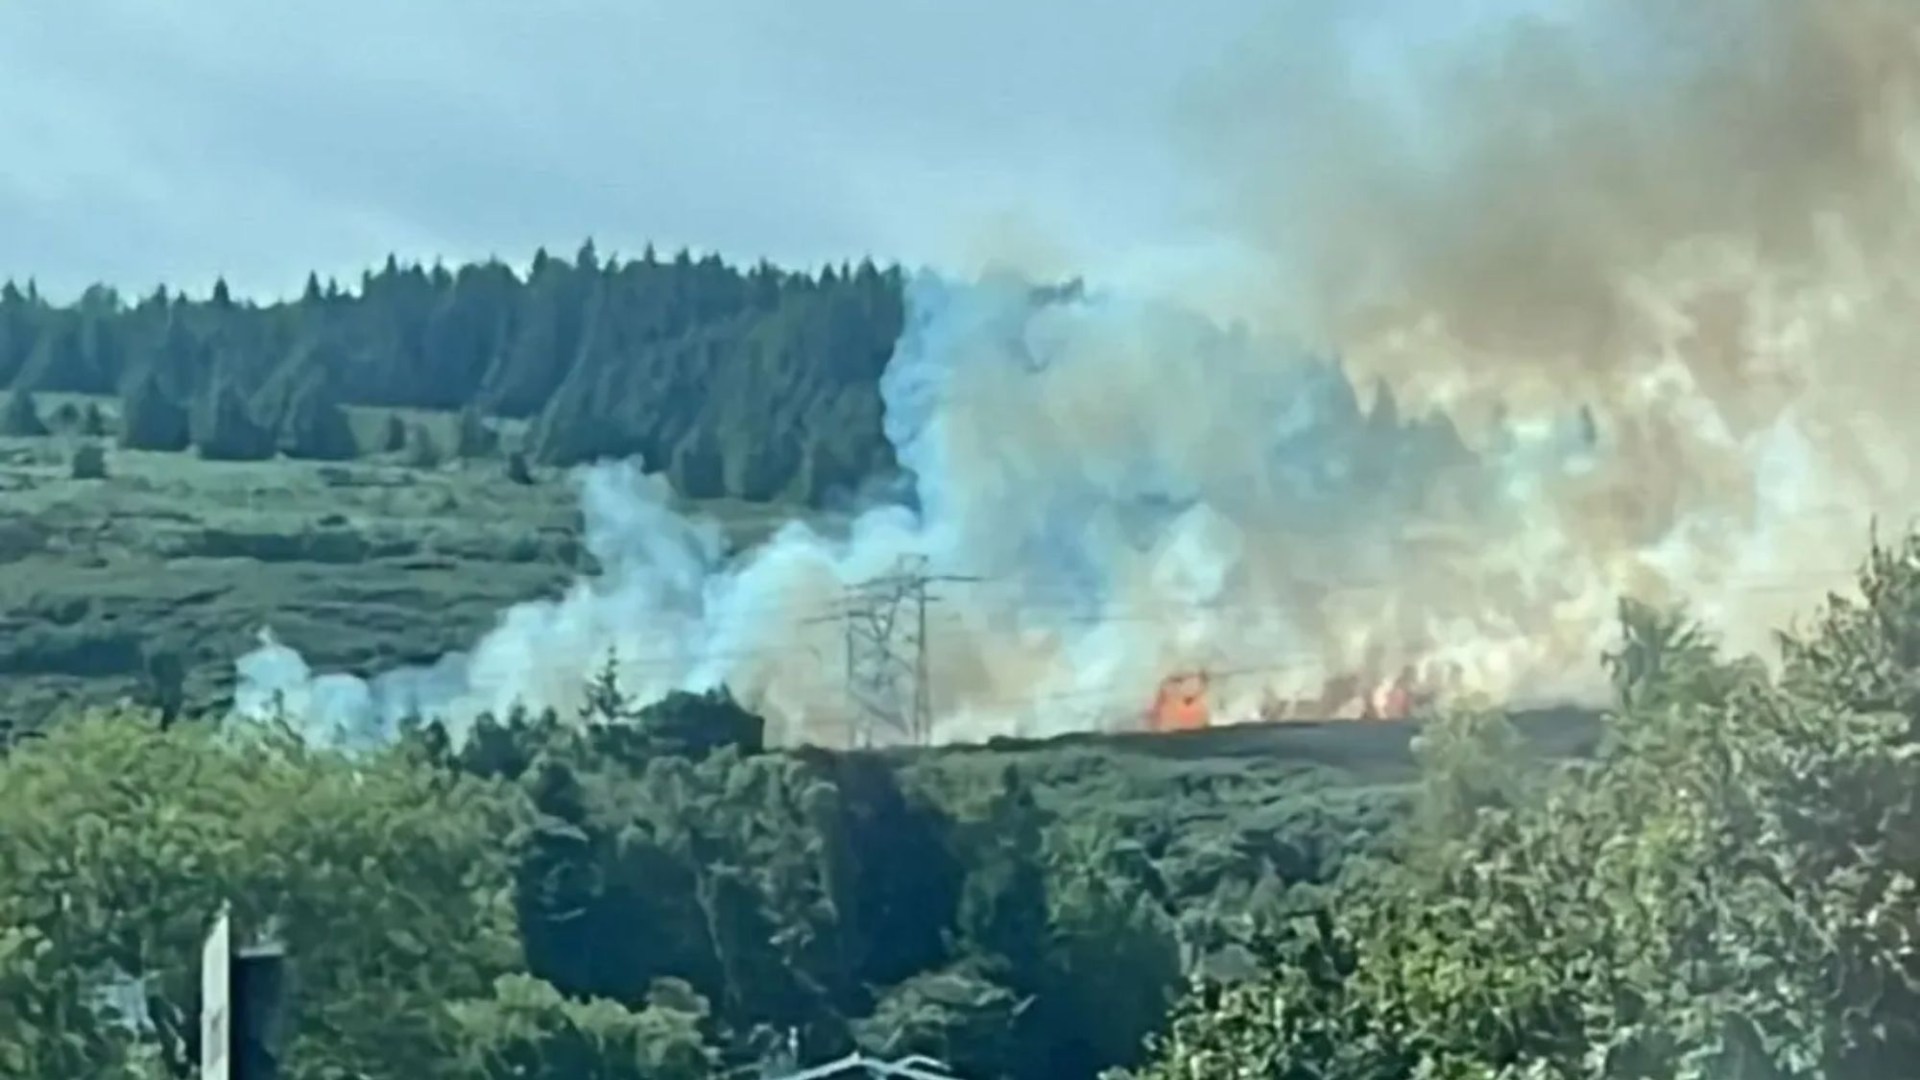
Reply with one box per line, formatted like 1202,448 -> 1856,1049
200,906 -> 231,1080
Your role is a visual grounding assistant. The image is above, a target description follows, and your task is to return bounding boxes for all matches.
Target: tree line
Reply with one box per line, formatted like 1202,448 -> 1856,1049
0,244 -> 906,504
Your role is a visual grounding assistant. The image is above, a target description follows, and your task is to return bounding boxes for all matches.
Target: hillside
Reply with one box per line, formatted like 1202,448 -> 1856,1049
0,247 -> 909,731
1,245 -> 903,506
0,681 -> 1588,1078
10,244 -> 1913,1080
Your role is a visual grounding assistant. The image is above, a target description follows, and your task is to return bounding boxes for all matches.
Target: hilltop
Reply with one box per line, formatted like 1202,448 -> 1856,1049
0,245 -> 899,728
1,243 -> 903,504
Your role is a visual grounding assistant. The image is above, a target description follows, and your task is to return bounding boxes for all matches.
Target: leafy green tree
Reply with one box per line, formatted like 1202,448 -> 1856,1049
954,766 -> 1052,991
854,962 -> 1026,1078
0,708 -> 523,1079
448,973 -> 718,1080
1130,535 -> 1920,1080
1039,835 -> 1182,1077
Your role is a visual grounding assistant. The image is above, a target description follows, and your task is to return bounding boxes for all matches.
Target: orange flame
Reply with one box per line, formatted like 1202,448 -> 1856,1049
1151,664 -> 1424,731
1148,671 -> 1212,732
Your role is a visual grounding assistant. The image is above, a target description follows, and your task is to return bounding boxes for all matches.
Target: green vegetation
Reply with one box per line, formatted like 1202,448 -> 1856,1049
0,428 -> 819,728
0,709 -> 520,1077
6,245 -> 1911,1076
0,245 -> 903,506
0,677 -> 1430,1078
1127,538 -> 1920,1079
18,526 -> 1916,1077
0,246 -> 904,731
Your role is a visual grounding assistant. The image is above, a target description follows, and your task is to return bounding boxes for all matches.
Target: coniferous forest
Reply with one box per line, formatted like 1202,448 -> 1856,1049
0,243 -> 904,504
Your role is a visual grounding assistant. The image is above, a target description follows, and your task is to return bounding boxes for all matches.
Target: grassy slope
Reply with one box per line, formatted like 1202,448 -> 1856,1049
0,394 -> 809,728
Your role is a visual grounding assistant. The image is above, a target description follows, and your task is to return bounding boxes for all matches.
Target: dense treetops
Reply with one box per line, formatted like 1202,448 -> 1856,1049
0,243 -> 906,503
0,653 -> 1395,1079
1126,536 -> 1920,1079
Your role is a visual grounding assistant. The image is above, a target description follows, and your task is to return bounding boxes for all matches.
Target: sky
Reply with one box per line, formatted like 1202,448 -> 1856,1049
0,1 -> 1583,304
0,1 -> 1277,301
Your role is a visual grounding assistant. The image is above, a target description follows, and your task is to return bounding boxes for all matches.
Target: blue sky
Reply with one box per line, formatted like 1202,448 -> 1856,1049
0,0 -> 1572,301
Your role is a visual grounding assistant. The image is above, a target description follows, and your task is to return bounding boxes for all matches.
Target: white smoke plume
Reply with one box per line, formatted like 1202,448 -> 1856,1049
236,0 -> 1920,749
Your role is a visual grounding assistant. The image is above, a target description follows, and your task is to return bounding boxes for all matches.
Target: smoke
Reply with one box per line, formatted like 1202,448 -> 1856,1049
1181,0 -> 1920,652
236,0 -> 1920,748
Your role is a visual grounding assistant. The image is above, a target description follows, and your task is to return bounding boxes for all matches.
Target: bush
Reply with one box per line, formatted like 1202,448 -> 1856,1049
402,422 -> 444,469
68,442 -> 107,480
455,404 -> 499,458
381,412 -> 408,453
505,448 -> 535,485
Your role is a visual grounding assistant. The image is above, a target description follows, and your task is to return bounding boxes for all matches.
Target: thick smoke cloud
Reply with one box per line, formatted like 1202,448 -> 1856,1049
236,0 -> 1920,748
1176,0 -> 1920,682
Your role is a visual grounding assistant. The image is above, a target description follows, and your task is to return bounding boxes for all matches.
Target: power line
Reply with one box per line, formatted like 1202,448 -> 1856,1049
802,556 -> 979,748
290,550 -> 1909,742
552,564 -> 1887,675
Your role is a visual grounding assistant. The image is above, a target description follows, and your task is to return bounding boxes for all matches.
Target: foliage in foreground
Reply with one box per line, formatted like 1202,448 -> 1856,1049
0,679 -> 1398,1078
1130,536 -> 1920,1079
0,715 -> 522,1078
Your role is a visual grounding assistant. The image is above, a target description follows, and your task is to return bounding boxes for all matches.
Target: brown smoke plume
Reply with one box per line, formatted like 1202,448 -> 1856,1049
1159,0 -> 1920,685
236,0 -> 1920,748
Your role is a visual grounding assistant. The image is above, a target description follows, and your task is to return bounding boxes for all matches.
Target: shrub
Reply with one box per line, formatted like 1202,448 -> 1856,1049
68,442 -> 107,480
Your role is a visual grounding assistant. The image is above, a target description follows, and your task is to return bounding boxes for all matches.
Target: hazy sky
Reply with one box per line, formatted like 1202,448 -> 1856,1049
0,2 -> 1282,300
0,1 -> 1573,302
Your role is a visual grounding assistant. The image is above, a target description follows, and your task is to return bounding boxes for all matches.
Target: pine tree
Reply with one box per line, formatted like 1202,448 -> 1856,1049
117,370 -> 191,451
79,402 -> 107,438
401,423 -> 443,469
272,368 -> 358,460
0,389 -> 48,437
190,378 -> 275,461
454,404 -> 498,458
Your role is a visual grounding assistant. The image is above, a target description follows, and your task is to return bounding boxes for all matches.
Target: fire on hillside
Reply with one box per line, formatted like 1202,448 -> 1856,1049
1146,666 -> 1425,732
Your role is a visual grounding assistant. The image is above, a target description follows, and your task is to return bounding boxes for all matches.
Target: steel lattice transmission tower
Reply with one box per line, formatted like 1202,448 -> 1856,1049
808,556 -> 977,747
